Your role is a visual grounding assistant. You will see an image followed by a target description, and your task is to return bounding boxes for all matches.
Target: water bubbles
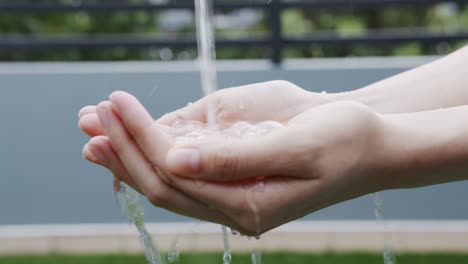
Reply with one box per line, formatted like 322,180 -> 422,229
168,120 -> 284,143
169,120 -> 206,138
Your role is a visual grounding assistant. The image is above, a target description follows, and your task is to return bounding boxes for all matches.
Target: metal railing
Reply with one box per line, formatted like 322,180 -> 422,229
1,0 -> 468,64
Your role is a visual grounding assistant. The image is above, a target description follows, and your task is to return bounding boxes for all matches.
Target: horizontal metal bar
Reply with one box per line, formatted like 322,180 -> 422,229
284,31 -> 468,45
1,31 -> 466,51
0,36 -> 271,50
2,0 -> 467,13
282,0 -> 468,9
0,2 -> 269,13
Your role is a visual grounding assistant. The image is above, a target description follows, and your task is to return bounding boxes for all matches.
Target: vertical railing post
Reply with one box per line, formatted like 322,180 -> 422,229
270,0 -> 282,65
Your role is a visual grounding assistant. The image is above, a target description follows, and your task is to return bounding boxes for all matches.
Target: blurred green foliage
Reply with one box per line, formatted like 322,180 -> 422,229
0,1 -> 468,61
1,252 -> 468,264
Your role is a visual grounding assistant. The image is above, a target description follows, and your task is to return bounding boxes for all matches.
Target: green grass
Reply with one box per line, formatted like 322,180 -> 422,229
1,252 -> 468,264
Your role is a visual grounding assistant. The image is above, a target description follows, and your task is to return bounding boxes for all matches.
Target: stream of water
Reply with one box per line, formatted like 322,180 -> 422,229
373,193 -> 396,264
115,182 -> 163,264
193,0 -> 234,263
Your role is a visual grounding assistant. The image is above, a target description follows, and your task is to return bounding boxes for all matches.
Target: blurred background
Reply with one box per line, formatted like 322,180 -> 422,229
1,0 -> 468,262
1,0 -> 468,62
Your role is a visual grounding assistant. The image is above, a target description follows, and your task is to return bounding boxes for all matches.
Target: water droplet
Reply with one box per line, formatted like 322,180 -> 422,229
254,180 -> 265,191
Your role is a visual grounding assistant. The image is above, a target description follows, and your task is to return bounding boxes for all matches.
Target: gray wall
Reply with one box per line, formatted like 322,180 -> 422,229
1,59 -> 467,225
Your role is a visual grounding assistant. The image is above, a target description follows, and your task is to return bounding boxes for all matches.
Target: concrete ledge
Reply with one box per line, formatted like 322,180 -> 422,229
1,221 -> 468,255
0,56 -> 438,75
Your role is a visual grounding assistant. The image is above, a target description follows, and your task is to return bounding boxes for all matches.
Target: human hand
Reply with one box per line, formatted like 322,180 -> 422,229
78,80 -> 326,194
79,84 -> 384,236
78,81 -> 330,234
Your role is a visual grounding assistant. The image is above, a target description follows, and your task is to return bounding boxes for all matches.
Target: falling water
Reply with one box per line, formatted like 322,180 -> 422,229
115,182 -> 163,264
251,251 -> 262,264
195,0 -> 217,126
194,0 -> 233,262
168,238 -> 180,263
372,193 -> 396,264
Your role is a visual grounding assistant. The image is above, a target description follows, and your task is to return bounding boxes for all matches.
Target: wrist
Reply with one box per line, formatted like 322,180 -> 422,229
370,108 -> 468,190
328,88 -> 388,113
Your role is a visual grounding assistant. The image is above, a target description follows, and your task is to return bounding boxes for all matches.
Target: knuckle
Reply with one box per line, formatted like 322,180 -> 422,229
154,166 -> 174,186
146,186 -> 170,208
213,146 -> 240,180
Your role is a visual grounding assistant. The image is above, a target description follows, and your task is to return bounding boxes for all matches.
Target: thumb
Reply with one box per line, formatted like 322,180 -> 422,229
166,134 -> 288,181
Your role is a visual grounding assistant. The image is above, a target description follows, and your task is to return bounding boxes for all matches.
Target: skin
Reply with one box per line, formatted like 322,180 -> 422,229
331,45 -> 468,114
79,47 -> 468,235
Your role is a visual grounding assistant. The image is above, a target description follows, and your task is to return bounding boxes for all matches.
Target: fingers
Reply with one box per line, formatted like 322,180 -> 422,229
96,101 -> 159,193
78,105 -> 97,118
79,114 -> 106,137
84,136 -> 142,193
166,133 -> 290,181
95,101 -> 242,227
169,175 -> 260,235
109,91 -> 173,169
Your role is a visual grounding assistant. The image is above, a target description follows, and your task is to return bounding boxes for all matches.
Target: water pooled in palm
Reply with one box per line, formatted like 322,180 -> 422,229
168,120 -> 284,142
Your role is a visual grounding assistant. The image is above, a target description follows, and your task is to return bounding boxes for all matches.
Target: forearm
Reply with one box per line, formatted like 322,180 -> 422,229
371,106 -> 468,190
331,45 -> 468,114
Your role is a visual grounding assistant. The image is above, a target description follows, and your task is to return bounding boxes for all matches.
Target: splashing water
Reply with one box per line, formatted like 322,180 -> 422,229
372,193 -> 396,264
115,182 -> 163,264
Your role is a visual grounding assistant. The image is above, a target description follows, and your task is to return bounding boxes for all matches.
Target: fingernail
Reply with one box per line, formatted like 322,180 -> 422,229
89,144 -> 108,165
167,148 -> 200,173
83,144 -> 98,162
